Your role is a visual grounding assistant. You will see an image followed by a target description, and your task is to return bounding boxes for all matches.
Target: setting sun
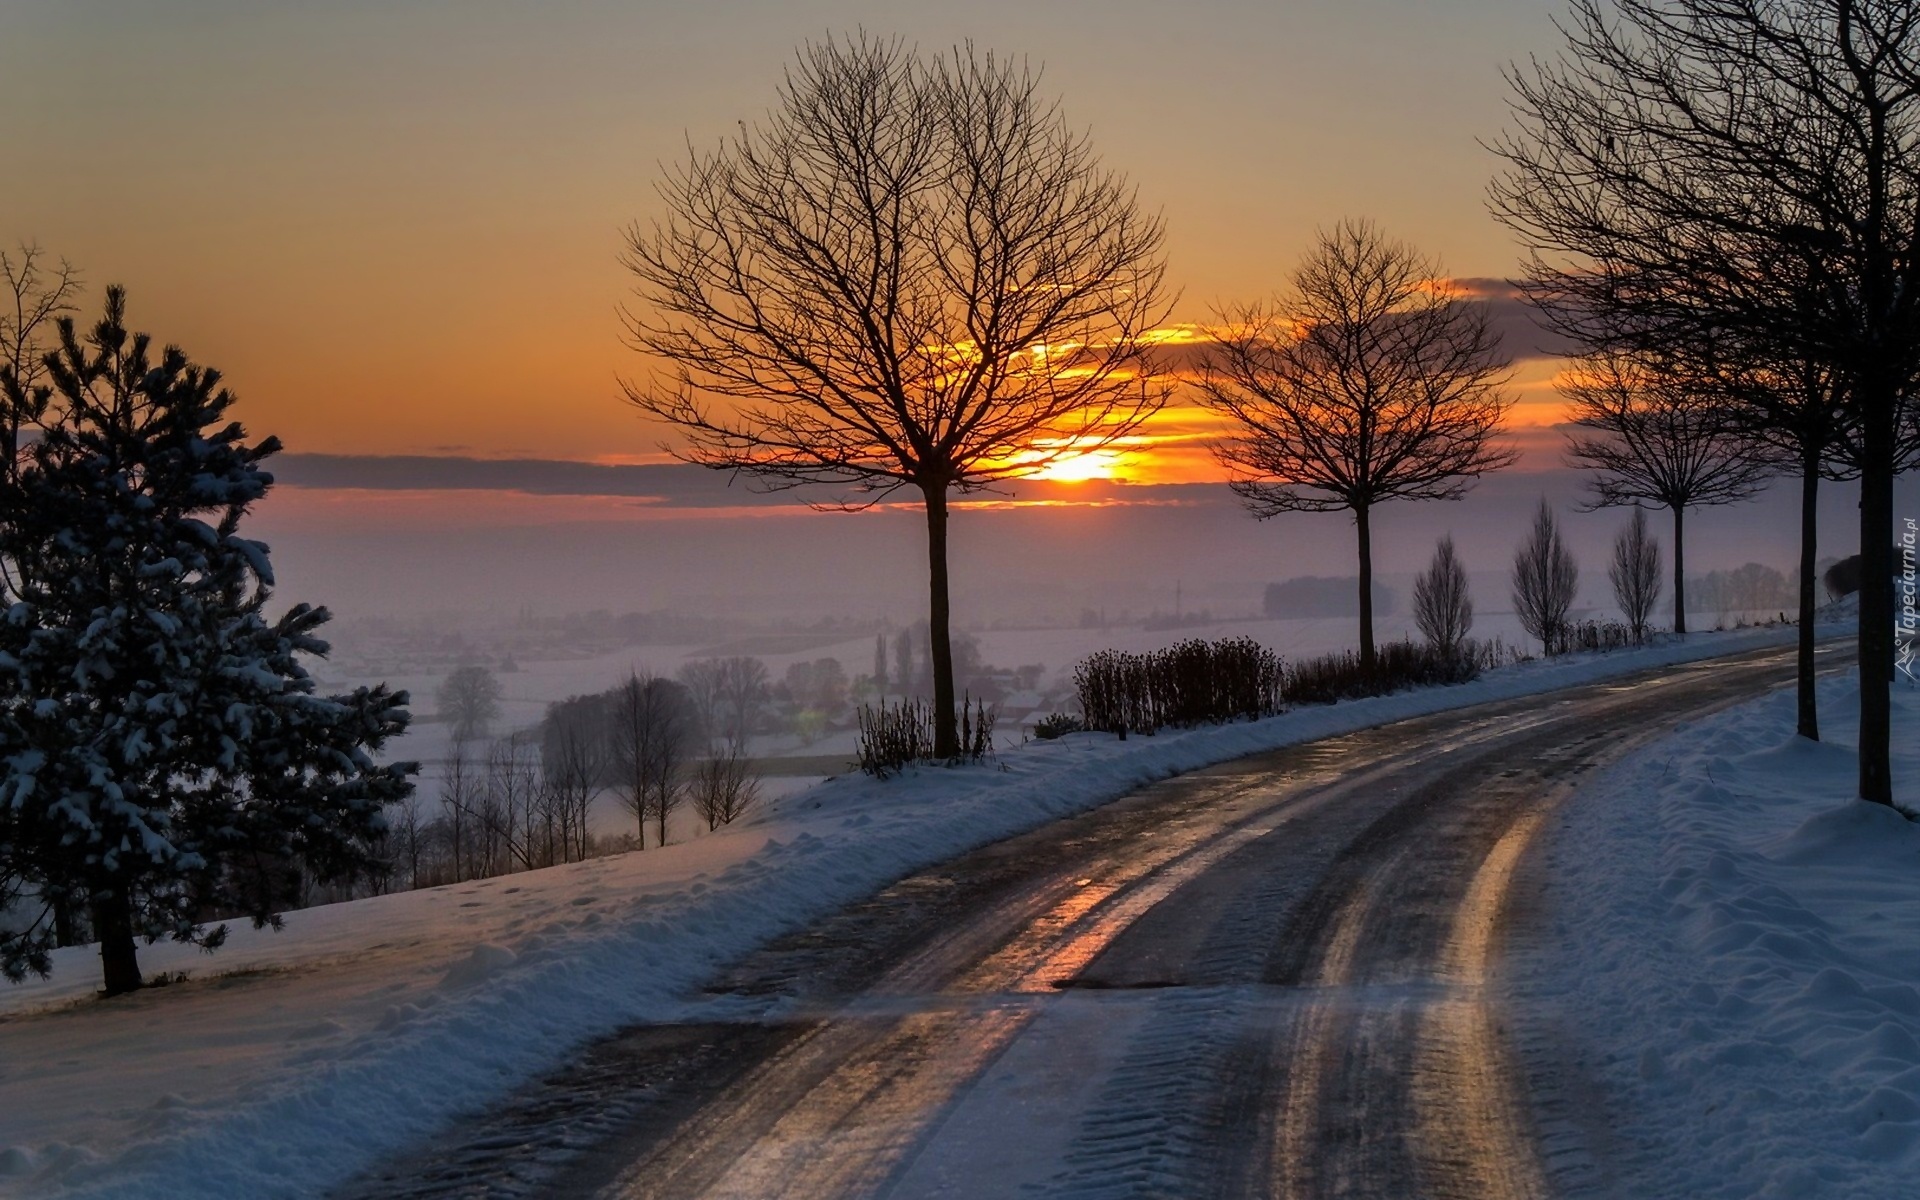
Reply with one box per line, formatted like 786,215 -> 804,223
1031,448 -> 1126,482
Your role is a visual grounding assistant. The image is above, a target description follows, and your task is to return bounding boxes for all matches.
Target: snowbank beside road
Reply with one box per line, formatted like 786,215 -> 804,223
1519,671 -> 1920,1199
0,622 -> 1820,1199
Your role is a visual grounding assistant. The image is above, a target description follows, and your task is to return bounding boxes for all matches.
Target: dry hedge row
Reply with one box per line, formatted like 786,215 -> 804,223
1073,637 -> 1286,735
1070,636 -> 1507,735
855,695 -> 997,778
1544,619 -> 1642,656
1280,640 -> 1485,705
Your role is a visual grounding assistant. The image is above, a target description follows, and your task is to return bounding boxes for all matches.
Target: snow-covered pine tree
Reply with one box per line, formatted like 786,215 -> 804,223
0,288 -> 414,996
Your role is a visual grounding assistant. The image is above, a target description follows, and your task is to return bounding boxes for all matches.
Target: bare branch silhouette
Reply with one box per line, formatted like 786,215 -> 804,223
1561,348 -> 1776,633
1489,0 -> 1920,802
623,36 -> 1171,756
1198,220 -> 1515,668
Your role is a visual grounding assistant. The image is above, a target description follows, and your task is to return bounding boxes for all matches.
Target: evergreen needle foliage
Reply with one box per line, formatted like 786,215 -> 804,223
1031,712 -> 1086,740
0,289 -> 415,995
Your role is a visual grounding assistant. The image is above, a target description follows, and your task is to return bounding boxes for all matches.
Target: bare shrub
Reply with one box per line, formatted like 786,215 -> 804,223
1282,640 -> 1480,705
1547,620 -> 1637,656
1072,638 -> 1285,737
1609,508 -> 1662,642
689,744 -> 761,831
1413,536 -> 1474,659
1032,712 -> 1085,740
856,696 -> 996,778
1512,499 -> 1580,653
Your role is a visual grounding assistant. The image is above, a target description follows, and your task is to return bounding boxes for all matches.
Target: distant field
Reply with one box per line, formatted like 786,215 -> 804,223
688,633 -> 864,658
749,753 -> 858,778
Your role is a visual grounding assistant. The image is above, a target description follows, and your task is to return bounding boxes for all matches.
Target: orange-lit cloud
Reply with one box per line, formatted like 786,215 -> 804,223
253,275 -> 1577,515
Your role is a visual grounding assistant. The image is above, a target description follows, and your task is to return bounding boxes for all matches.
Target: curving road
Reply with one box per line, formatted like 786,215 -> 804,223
342,641 -> 1850,1200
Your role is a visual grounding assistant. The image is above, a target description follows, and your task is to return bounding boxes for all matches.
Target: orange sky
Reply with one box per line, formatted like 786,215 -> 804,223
3,0 -> 1572,495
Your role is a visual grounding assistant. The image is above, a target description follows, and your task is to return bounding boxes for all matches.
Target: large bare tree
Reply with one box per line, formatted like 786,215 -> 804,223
1560,349 -> 1775,634
1696,336 -> 1859,738
624,36 -> 1171,756
1489,0 -> 1920,805
1198,221 -> 1516,669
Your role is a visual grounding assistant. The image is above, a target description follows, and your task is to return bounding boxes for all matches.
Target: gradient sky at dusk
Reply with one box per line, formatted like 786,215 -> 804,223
3,0 -> 1565,470
19,0 -> 1860,631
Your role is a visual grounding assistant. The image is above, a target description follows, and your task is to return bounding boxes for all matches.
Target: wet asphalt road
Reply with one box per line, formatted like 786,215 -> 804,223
340,641 -> 1848,1200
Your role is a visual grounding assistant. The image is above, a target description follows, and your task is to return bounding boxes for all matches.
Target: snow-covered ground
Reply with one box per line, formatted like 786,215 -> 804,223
1518,668 -> 1920,1198
0,621 -> 1832,1199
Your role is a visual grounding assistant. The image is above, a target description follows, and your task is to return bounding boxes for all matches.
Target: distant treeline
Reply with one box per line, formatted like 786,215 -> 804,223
1263,576 -> 1396,620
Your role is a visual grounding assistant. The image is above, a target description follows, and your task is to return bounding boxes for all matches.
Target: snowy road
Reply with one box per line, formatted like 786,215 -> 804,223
341,641 -> 1849,1200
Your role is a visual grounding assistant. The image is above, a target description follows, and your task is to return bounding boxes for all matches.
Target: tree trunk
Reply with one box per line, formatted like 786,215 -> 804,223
1356,503 -> 1376,672
1795,451 -> 1820,742
52,890 -> 79,948
90,885 -> 142,997
923,483 -> 958,759
1672,504 -> 1687,635
1858,389 -> 1895,807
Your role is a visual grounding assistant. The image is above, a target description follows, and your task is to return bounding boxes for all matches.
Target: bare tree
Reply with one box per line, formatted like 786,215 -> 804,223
892,629 -> 917,696
1699,341 -> 1860,738
1412,535 -> 1473,659
0,244 -> 81,467
484,733 -> 547,873
1488,0 -> 1920,803
1199,221 -> 1516,669
689,742 -> 761,832
676,659 -> 725,746
623,36 -> 1172,757
390,792 -> 429,891
711,656 -> 768,748
1513,499 -> 1579,654
1561,349 -> 1774,634
437,665 -> 502,743
608,672 -> 697,849
1609,507 -> 1662,643
541,693 -> 608,863
439,739 -> 477,883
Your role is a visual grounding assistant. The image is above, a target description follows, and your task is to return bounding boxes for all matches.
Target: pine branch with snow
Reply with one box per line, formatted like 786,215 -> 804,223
0,288 -> 415,995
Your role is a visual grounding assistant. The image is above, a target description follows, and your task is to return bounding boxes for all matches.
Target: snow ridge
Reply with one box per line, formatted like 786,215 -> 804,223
1518,670 -> 1920,1199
